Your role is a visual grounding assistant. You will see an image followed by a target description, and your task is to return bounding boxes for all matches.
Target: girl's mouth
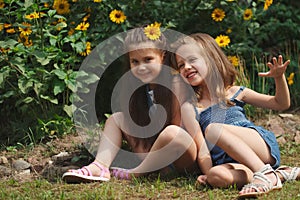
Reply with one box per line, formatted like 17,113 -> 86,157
186,71 -> 197,79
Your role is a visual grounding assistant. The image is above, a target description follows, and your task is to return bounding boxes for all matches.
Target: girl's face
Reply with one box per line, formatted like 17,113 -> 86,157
175,44 -> 208,87
129,48 -> 164,84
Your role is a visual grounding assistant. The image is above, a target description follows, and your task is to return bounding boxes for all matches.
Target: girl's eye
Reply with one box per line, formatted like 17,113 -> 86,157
178,63 -> 185,69
131,59 -> 138,65
188,57 -> 197,63
145,57 -> 153,63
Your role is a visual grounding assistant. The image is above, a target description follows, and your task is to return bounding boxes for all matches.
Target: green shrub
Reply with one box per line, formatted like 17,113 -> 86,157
0,0 -> 299,146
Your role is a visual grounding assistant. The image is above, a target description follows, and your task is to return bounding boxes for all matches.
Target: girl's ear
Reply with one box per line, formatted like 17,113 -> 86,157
161,50 -> 166,58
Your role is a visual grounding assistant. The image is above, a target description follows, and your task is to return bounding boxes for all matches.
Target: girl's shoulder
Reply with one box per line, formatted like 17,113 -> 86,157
226,86 -> 243,98
227,85 -> 255,101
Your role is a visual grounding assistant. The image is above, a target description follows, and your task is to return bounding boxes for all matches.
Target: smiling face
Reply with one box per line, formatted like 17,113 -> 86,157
129,48 -> 164,84
175,44 -> 208,87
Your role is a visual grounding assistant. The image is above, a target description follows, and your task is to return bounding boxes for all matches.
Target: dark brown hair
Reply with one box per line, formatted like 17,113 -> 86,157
120,27 -> 176,146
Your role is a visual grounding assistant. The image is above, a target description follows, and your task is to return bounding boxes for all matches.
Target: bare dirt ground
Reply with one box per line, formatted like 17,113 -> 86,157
0,111 -> 299,183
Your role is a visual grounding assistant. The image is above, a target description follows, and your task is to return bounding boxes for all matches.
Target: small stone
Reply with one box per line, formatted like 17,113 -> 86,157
0,165 -> 12,177
52,152 -> 72,164
279,113 -> 294,118
12,159 -> 31,171
0,156 -> 8,164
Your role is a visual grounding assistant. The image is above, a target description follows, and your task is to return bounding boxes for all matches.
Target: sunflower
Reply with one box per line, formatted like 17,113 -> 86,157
4,23 -> 11,29
19,22 -> 32,36
227,55 -> 239,67
94,0 -> 102,2
68,28 -> 75,35
287,72 -> 295,85
215,35 -> 230,48
80,42 -> 92,56
83,14 -> 90,22
0,0 -> 5,8
0,47 -> 10,54
18,34 -> 33,47
243,9 -> 253,20
6,28 -> 15,34
109,9 -> 126,24
226,28 -> 232,34
25,12 -> 40,20
53,0 -> 70,15
211,8 -> 225,22
144,22 -> 161,40
75,22 -> 90,31
264,0 -> 273,10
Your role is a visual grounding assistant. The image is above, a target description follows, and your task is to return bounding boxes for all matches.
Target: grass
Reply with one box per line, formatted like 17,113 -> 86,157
0,176 -> 299,199
0,143 -> 299,200
1,113 -> 299,200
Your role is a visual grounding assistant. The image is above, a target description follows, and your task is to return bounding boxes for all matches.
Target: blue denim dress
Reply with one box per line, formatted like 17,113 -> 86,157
194,86 -> 280,169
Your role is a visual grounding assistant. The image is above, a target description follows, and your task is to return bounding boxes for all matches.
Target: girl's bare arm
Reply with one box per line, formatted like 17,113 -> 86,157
181,102 -> 212,174
241,55 -> 290,111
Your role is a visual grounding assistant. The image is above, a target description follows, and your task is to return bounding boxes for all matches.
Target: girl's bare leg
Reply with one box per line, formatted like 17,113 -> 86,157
130,125 -> 198,176
76,112 -> 124,179
205,123 -> 279,194
204,163 -> 253,189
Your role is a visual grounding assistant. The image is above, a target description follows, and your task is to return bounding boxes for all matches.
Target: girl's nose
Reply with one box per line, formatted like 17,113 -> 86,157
137,64 -> 147,71
183,62 -> 192,70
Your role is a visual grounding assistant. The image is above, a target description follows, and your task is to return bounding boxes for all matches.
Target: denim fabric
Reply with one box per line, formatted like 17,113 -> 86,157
194,86 -> 280,168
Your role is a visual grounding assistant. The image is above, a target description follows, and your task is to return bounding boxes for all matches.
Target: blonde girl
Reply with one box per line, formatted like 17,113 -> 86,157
172,33 -> 299,198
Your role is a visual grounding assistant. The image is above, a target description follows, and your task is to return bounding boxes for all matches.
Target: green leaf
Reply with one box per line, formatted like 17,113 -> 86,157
71,42 -> 85,53
74,70 -> 88,78
53,80 -> 66,95
65,79 -> 77,92
0,66 -> 10,87
34,82 -> 43,96
63,104 -> 75,117
37,57 -> 51,66
11,57 -> 25,74
22,97 -> 34,104
53,69 -> 67,80
24,0 -> 34,9
32,51 -> 51,66
18,78 -> 33,94
47,9 -> 57,17
0,91 -> 14,99
0,39 -> 18,48
84,73 -> 100,84
40,95 -> 58,104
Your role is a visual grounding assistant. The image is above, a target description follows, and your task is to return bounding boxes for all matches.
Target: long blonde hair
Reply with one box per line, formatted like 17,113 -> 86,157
171,33 -> 238,105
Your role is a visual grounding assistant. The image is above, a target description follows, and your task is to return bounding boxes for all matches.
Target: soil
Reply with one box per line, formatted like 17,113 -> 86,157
0,111 -> 299,183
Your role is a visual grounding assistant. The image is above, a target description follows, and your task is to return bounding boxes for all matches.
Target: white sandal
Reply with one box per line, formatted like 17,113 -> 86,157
238,164 -> 282,198
275,165 -> 300,182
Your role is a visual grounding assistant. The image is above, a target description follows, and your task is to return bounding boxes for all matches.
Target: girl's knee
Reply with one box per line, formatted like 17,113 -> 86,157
205,123 -> 219,135
159,125 -> 181,141
158,125 -> 194,150
206,167 -> 232,188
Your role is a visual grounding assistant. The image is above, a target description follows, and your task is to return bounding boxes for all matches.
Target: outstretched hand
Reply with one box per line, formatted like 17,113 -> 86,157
258,55 -> 290,78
